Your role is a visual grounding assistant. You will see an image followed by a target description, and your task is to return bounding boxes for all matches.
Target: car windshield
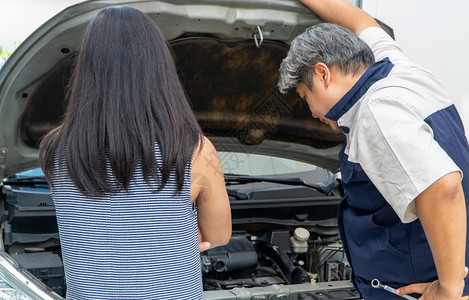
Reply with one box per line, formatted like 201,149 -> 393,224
13,167 -> 44,178
218,151 -> 319,176
13,152 -> 334,183
218,151 -> 339,192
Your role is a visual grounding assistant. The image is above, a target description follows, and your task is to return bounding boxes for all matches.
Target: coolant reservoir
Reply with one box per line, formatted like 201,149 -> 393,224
290,227 -> 310,253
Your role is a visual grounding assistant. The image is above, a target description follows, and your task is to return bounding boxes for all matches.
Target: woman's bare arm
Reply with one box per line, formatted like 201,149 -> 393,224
191,136 -> 231,250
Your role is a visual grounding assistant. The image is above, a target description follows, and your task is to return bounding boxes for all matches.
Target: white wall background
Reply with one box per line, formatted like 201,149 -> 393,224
0,0 -> 81,51
362,0 -> 469,138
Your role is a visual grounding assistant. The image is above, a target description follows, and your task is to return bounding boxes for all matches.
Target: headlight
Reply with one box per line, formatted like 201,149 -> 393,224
0,251 -> 63,300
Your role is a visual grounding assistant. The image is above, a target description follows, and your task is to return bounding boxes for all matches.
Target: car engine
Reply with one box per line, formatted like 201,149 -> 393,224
0,175 -> 360,299
201,229 -> 352,292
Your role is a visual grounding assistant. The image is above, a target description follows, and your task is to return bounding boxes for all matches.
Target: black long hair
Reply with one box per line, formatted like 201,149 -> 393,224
39,6 -> 202,196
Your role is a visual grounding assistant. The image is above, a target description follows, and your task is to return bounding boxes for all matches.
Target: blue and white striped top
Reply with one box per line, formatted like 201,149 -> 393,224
51,147 -> 202,299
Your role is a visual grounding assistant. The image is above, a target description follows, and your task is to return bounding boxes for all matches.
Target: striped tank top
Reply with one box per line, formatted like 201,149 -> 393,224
50,147 -> 203,299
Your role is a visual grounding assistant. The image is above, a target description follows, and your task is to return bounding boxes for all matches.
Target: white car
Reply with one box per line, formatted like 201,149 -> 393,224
0,1 -> 393,299
0,57 -> 7,70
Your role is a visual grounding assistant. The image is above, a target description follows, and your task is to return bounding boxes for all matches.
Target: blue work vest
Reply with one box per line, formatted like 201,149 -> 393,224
326,59 -> 469,299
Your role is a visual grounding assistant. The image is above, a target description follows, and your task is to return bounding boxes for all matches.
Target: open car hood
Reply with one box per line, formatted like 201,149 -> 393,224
0,0 -> 349,180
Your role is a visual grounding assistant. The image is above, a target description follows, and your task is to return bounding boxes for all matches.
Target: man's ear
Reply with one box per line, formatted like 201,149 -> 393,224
314,63 -> 331,88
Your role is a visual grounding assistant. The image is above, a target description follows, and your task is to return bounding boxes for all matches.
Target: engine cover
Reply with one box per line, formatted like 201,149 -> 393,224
201,235 -> 257,274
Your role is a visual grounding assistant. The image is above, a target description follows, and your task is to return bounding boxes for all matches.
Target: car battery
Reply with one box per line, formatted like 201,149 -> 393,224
11,251 -> 65,296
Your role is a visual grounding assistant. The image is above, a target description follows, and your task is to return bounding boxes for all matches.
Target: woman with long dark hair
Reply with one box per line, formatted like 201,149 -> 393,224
39,6 -> 231,299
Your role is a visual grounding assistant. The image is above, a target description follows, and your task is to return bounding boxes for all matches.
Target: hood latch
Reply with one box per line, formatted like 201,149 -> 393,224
253,26 -> 264,48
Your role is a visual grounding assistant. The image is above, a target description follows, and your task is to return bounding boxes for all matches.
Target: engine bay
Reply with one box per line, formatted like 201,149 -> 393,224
0,172 -> 360,299
201,230 -> 351,290
2,226 -> 358,299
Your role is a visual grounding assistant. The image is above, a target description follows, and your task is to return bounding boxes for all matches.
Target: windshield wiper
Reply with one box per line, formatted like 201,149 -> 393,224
224,174 -> 332,196
2,176 -> 48,186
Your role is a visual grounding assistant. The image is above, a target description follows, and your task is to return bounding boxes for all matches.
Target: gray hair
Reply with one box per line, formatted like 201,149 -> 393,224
278,23 -> 375,94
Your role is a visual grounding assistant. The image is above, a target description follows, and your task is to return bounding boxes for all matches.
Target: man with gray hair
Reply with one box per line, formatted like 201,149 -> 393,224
278,0 -> 469,299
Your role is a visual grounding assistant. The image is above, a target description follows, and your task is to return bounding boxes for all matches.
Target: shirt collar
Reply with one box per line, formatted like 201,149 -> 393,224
325,58 -> 394,122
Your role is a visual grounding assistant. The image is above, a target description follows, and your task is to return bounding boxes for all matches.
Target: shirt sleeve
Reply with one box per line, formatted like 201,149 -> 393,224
359,26 -> 415,67
351,97 -> 461,223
